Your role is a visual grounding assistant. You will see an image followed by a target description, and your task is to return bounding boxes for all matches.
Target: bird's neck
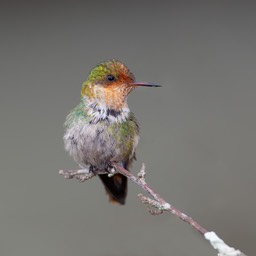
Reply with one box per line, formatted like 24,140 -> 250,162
83,96 -> 130,124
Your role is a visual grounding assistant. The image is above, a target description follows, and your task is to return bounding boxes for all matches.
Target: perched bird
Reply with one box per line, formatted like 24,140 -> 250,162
64,59 -> 160,204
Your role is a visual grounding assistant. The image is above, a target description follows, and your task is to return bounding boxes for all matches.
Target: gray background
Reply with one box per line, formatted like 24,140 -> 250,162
1,1 -> 255,256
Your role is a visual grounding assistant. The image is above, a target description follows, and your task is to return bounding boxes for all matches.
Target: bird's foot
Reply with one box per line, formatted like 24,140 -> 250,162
89,166 -> 98,174
106,163 -> 116,177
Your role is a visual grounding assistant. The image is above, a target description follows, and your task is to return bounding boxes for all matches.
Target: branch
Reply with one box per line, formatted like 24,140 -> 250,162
59,163 -> 247,256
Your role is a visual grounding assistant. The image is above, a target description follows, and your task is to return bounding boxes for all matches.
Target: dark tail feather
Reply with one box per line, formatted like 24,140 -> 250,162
99,174 -> 127,205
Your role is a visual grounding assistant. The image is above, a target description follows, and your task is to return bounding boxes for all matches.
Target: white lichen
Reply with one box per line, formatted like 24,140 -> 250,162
204,231 -> 241,256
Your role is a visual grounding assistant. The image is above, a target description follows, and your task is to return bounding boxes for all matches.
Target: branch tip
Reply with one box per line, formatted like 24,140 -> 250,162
137,163 -> 146,180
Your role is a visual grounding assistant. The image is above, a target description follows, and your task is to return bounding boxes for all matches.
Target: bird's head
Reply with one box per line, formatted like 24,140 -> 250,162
81,59 -> 160,110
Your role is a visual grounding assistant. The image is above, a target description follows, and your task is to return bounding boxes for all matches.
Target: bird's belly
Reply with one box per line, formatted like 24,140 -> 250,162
64,121 -> 137,169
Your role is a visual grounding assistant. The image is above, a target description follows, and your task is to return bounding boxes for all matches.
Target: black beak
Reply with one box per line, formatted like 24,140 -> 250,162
131,82 -> 161,87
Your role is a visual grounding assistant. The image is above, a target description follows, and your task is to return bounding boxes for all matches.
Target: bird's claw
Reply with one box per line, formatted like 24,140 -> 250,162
107,163 -> 116,177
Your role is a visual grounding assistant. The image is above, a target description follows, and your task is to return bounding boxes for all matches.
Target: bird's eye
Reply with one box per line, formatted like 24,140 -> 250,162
106,74 -> 116,82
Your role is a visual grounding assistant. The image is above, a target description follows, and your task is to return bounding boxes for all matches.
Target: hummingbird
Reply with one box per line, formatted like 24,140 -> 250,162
63,59 -> 160,205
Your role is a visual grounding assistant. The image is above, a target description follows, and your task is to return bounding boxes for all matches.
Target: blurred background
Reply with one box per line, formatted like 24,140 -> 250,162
1,1 -> 256,256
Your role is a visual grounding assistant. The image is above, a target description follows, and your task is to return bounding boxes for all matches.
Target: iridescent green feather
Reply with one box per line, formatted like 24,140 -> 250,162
64,102 -> 87,128
108,112 -> 139,158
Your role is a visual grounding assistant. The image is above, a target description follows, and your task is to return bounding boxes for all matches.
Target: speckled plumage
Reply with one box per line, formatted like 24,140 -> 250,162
64,101 -> 139,170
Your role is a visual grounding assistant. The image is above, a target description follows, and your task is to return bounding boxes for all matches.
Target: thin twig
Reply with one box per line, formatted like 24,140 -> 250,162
59,163 -> 247,256
111,162 -> 207,235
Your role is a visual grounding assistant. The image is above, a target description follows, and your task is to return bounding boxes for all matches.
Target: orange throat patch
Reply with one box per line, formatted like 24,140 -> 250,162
84,83 -> 134,111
